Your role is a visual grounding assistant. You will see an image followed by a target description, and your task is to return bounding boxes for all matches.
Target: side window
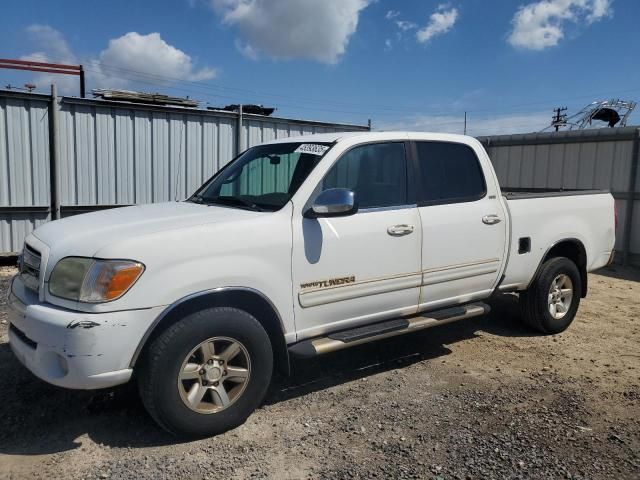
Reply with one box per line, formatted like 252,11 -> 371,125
414,141 -> 486,204
322,142 -> 408,209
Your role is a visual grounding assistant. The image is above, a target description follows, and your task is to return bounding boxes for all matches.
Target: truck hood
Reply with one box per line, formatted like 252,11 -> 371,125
32,202 -> 259,257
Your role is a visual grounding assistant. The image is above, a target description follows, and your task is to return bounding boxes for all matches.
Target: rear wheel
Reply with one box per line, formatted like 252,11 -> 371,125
138,307 -> 273,437
520,257 -> 581,334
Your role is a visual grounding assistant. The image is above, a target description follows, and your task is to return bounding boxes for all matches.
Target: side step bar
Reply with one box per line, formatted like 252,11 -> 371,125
288,303 -> 490,358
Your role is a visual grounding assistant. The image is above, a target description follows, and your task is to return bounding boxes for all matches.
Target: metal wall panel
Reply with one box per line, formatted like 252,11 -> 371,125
0,212 -> 50,254
0,93 -> 51,253
614,199 -> 628,251
0,95 -> 50,207
631,200 -> 640,263
486,139 -> 635,191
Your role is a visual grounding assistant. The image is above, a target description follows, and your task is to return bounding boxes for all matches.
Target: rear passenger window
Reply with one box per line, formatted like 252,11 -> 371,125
323,142 -> 408,209
414,142 -> 486,205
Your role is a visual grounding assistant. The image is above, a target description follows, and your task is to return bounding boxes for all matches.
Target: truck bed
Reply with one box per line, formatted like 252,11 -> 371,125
499,189 -> 615,290
502,187 -> 609,200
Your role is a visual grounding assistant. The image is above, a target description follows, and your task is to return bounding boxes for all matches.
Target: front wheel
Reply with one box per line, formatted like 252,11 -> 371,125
138,307 -> 273,437
520,257 -> 581,334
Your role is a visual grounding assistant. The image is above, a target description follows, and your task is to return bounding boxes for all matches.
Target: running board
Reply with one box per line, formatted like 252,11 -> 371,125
288,303 -> 490,358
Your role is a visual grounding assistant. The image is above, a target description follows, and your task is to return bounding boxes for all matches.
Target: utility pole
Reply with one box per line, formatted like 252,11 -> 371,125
236,104 -> 244,155
79,65 -> 86,98
464,111 -> 467,135
552,107 -> 567,132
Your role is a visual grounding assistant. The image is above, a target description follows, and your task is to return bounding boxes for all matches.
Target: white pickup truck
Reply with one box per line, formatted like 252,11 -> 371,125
7,132 -> 615,437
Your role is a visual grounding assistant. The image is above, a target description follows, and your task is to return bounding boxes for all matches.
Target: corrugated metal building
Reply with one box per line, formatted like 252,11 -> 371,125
0,90 -> 369,254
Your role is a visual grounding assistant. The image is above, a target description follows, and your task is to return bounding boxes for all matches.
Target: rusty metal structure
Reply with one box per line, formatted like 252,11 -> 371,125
543,99 -> 636,132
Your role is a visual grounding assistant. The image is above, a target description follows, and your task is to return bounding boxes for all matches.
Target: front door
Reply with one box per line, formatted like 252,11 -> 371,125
292,141 -> 422,341
412,140 -> 507,311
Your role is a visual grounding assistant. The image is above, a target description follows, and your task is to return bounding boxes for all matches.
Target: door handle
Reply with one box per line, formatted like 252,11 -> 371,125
482,214 -> 502,225
387,224 -> 415,236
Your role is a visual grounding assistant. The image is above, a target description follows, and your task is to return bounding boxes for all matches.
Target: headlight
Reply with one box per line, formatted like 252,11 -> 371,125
49,257 -> 145,303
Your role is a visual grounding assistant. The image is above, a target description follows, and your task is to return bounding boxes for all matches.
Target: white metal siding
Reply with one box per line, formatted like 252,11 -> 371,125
0,96 -> 50,208
0,94 -> 51,253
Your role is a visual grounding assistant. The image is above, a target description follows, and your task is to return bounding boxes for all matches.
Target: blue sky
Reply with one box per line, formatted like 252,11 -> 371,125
1,0 -> 638,135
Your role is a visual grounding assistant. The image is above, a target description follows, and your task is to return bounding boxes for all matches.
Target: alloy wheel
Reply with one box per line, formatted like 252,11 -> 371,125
177,337 -> 251,414
547,274 -> 574,320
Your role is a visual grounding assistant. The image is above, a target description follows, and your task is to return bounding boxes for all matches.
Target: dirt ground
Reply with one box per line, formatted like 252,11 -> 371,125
0,264 -> 638,480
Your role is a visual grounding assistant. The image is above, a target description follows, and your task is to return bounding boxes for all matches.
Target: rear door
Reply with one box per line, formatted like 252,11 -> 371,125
412,140 -> 507,311
291,141 -> 422,340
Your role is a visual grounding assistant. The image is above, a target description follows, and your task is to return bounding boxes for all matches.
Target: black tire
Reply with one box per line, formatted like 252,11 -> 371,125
520,257 -> 581,334
138,307 -> 273,438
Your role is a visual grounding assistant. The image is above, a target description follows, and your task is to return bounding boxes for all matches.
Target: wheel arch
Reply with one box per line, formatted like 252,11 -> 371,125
531,238 -> 588,297
130,287 -> 290,376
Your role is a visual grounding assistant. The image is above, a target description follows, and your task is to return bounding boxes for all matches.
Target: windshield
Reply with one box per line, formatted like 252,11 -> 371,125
189,142 -> 332,211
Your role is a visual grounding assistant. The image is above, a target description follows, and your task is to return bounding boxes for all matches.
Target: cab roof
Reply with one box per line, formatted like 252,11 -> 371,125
264,131 -> 475,145
264,131 -> 367,144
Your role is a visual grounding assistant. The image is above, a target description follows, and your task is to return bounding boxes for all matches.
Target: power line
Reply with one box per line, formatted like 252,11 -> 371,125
8,56 -> 639,128
23,55 -> 640,118
89,60 -> 640,116
0,63 -> 601,134
82,64 -> 475,120
85,65 -> 640,125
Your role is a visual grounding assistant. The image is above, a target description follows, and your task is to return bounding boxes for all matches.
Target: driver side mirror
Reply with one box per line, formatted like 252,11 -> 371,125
304,188 -> 358,218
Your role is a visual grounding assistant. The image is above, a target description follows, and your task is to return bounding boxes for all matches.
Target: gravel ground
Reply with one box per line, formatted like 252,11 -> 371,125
0,264 -> 638,479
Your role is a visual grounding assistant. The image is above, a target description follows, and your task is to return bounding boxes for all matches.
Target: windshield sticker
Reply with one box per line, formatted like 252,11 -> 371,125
295,144 -> 330,156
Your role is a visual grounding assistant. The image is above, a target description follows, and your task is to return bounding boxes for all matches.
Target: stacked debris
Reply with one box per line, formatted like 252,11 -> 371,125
208,104 -> 276,116
92,89 -> 199,107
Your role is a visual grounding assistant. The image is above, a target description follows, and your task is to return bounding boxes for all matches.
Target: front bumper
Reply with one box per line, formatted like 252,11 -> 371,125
7,278 -> 165,390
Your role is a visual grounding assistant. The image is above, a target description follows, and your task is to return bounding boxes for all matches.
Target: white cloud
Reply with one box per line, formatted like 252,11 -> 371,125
23,24 -> 76,63
416,4 -> 459,44
20,26 -> 216,94
385,10 -> 400,20
209,0 -> 371,63
384,10 -> 422,51
375,111 -> 551,136
21,25 -> 80,94
234,39 -> 259,61
396,20 -> 418,31
586,0 -> 612,22
508,0 -> 612,50
96,32 -> 216,86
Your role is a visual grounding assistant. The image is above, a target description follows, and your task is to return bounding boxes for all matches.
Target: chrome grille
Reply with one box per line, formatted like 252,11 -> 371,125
20,244 -> 41,292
